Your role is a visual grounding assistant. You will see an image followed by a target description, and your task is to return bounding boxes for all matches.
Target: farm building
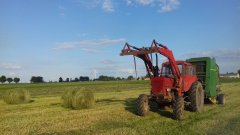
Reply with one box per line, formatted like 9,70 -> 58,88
220,73 -> 240,78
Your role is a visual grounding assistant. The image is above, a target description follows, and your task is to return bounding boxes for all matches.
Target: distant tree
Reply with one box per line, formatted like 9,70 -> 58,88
66,78 -> 70,82
7,78 -> 13,83
30,76 -> 44,83
127,75 -> 133,80
98,75 -> 115,81
0,75 -> 7,84
74,77 -> 79,82
59,77 -> 63,82
13,77 -> 20,84
116,77 -> 121,80
30,76 -> 35,83
79,76 -> 90,81
238,69 -> 240,75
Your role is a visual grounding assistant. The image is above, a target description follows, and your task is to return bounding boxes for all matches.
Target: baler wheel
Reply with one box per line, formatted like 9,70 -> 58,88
217,94 -> 225,105
189,81 -> 204,112
137,94 -> 149,116
173,95 -> 184,120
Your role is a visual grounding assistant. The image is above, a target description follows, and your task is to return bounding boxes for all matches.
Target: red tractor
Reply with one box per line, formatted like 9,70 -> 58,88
120,40 -> 204,120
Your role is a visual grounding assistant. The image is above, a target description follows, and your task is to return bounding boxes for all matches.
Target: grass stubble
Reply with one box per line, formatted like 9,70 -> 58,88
0,80 -> 239,135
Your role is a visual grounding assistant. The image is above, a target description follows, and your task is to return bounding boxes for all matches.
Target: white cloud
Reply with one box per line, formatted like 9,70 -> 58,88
126,0 -> 132,5
76,0 -> 180,13
59,13 -> 66,17
101,59 -> 119,64
135,0 -> 154,5
77,33 -> 88,37
8,72 -> 22,77
58,5 -> 65,10
54,44 -> 77,49
76,0 -> 115,12
119,68 -> 135,74
58,5 -> 66,17
182,49 -> 240,59
182,48 -> 240,73
80,48 -> 107,53
158,0 -> 180,13
76,0 -> 100,8
102,0 -> 115,12
89,58 -> 147,78
0,63 -> 22,70
127,0 -> 180,12
54,38 -> 125,52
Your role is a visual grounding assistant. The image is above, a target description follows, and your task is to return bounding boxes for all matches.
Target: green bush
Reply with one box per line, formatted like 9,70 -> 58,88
3,89 -> 30,104
62,88 -> 95,109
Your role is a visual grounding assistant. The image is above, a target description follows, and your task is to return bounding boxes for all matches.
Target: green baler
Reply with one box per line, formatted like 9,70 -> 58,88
186,57 -> 225,104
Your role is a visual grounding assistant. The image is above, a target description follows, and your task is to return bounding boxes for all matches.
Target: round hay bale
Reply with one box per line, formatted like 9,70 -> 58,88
3,89 -> 30,104
62,88 -> 95,109
83,89 -> 95,108
62,89 -> 75,108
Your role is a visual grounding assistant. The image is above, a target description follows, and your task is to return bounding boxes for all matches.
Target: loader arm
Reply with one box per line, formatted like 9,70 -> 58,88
120,40 -> 182,88
120,43 -> 155,76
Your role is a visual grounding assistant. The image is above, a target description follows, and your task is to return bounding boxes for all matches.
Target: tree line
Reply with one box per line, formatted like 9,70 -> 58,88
94,75 -> 135,81
0,75 -> 20,84
58,76 -> 90,82
0,74 -> 151,84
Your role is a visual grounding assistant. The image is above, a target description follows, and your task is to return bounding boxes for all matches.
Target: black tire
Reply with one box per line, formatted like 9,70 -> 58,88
217,94 -> 225,105
173,95 -> 184,120
149,99 -> 159,112
137,94 -> 149,116
189,81 -> 204,112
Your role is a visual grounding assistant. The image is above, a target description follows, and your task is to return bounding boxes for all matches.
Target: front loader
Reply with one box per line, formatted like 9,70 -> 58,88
120,40 -> 204,120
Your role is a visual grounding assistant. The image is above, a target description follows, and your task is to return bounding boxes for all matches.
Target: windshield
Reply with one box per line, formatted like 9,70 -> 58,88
161,64 -> 194,76
161,65 -> 173,76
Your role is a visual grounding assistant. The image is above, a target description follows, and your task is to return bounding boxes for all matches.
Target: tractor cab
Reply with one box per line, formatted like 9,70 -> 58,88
160,61 -> 196,76
151,61 -> 198,97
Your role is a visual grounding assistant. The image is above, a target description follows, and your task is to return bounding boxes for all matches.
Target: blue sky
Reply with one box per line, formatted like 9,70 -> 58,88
0,0 -> 240,82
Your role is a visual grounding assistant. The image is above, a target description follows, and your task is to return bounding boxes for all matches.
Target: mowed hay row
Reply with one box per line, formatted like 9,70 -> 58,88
3,89 -> 31,104
62,88 -> 95,109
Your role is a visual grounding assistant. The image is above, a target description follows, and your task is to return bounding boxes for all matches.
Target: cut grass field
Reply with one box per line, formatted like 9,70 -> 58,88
0,80 -> 239,135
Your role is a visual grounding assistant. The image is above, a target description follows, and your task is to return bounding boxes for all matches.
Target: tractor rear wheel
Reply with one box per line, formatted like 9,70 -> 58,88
173,95 -> 184,120
189,81 -> 204,112
137,94 -> 149,116
217,94 -> 225,105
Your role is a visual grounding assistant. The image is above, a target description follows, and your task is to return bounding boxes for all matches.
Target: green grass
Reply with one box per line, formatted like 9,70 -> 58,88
0,80 -> 239,135
220,77 -> 240,83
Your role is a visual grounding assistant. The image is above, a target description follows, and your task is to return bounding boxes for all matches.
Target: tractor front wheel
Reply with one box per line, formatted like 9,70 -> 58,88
189,81 -> 204,112
137,94 -> 149,116
217,94 -> 225,105
173,95 -> 184,120
149,99 -> 159,112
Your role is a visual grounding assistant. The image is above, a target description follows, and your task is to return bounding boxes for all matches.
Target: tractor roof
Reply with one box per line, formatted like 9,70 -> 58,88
162,60 -> 192,66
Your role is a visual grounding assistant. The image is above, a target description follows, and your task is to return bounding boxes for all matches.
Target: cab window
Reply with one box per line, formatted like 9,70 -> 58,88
184,65 -> 196,75
178,64 -> 183,75
161,65 -> 172,76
